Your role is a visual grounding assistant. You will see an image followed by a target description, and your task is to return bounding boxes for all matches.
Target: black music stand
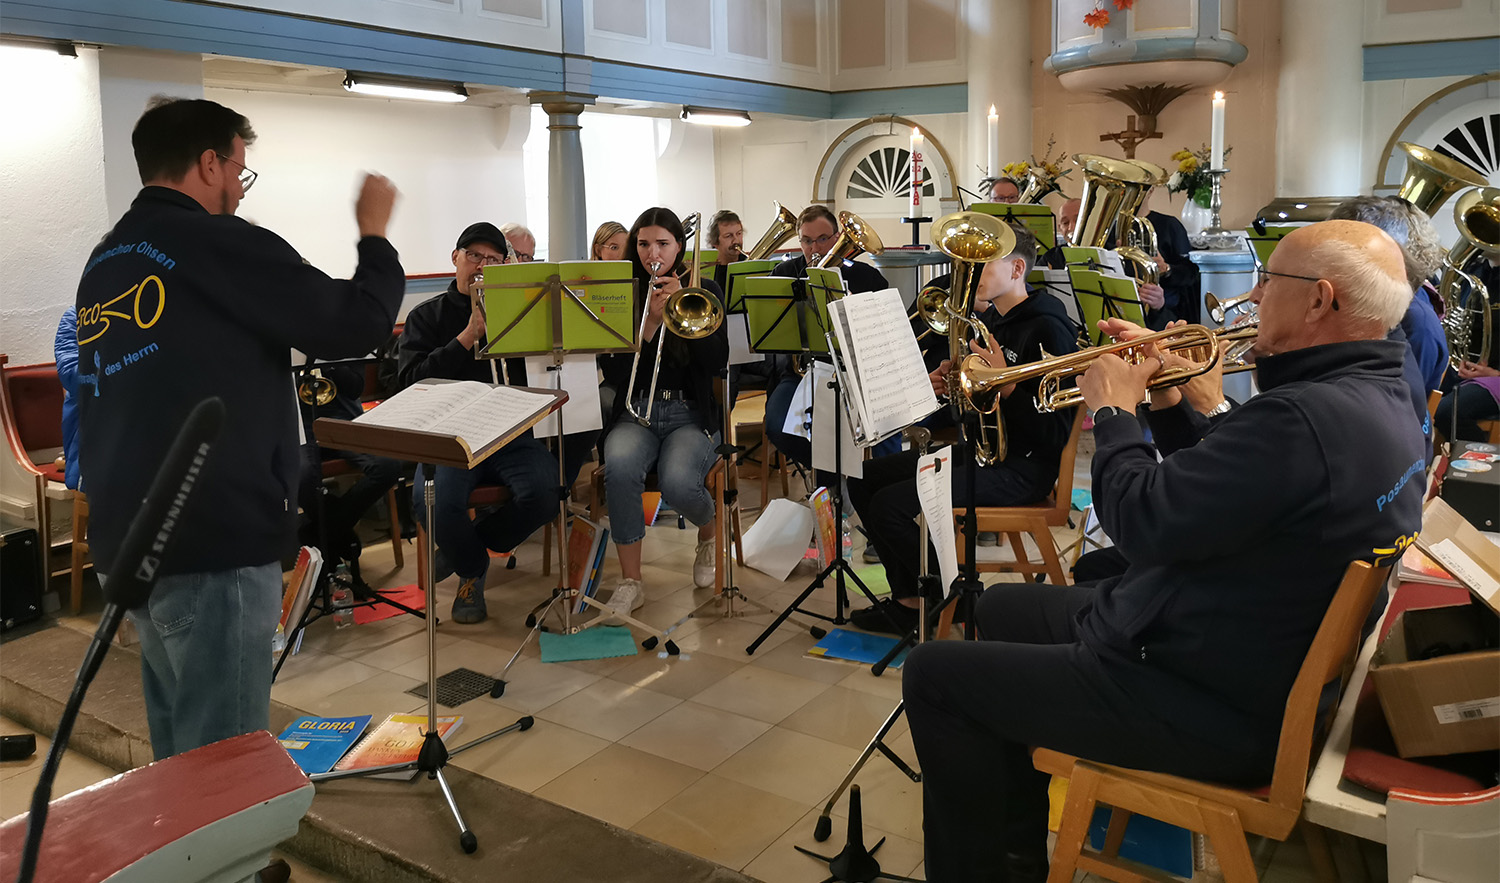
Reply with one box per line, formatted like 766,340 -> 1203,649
310,387 -> 563,853
744,274 -> 910,653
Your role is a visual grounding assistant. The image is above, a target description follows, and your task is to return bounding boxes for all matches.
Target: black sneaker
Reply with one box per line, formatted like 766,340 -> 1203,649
849,598 -> 919,635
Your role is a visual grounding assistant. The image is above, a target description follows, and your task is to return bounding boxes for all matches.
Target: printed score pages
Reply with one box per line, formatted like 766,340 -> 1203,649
354,381 -> 555,455
523,354 -> 603,438
915,445 -> 959,598
828,288 -> 940,442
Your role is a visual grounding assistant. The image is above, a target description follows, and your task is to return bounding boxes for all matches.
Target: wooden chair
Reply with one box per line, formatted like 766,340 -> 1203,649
1034,559 -> 1391,883
0,356 -> 76,603
935,408 -> 1087,638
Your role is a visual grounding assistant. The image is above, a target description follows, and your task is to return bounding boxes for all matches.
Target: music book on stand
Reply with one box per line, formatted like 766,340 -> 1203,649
825,287 -> 940,446
313,381 -> 567,470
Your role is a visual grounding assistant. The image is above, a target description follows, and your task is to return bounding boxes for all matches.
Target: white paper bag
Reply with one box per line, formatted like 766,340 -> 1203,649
741,498 -> 817,581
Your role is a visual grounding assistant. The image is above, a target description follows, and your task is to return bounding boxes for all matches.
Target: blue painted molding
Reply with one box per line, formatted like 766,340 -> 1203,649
1363,38 -> 1500,81
2,0 -> 964,121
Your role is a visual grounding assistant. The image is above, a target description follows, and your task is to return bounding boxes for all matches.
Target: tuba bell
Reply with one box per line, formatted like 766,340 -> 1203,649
816,211 -> 885,269
1115,159 -> 1166,286
1436,186 -> 1499,372
744,201 -> 799,260
1069,154 -> 1157,249
1396,142 -> 1488,215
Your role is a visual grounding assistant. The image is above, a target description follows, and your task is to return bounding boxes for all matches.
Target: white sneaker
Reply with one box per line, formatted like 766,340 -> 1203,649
605,578 -> 645,622
693,538 -> 716,588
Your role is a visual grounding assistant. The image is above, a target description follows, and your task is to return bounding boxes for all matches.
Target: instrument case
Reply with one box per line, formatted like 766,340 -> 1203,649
0,527 -> 43,631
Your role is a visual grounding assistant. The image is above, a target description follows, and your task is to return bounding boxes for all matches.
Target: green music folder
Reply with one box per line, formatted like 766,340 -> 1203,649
972,202 -> 1058,251
1069,267 -> 1145,346
741,266 -> 846,354
1246,225 -> 1296,266
480,260 -> 636,356
724,259 -> 780,312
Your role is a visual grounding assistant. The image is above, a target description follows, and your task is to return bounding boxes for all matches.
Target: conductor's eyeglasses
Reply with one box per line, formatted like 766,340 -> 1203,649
215,153 -> 257,193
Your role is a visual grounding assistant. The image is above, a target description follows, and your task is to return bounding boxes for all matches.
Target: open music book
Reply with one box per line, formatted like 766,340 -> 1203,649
826,287 -> 940,446
313,381 -> 565,469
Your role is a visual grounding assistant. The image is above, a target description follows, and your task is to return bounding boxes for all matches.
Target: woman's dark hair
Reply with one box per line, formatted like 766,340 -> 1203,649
132,96 -> 257,184
627,207 -> 687,279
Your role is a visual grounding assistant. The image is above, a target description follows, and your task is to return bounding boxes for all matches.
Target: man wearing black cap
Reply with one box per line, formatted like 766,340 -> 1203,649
397,223 -> 598,623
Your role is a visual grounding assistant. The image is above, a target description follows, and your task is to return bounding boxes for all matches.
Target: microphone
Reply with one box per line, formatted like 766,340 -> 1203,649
103,396 -> 226,609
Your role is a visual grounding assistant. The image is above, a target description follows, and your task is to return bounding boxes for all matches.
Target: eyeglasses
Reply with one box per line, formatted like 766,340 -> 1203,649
1255,267 -> 1322,288
800,233 -> 836,248
462,248 -> 508,266
215,153 -> 257,193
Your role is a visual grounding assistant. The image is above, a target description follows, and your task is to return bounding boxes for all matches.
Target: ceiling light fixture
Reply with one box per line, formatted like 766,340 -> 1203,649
343,71 -> 467,103
681,106 -> 751,127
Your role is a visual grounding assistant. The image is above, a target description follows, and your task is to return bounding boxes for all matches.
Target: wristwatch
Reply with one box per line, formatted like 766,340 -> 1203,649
1202,399 -> 1232,417
1092,405 -> 1131,424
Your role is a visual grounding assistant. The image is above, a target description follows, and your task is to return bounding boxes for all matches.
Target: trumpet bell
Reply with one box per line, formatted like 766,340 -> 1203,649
1204,291 -> 1256,325
1396,142 -> 1488,215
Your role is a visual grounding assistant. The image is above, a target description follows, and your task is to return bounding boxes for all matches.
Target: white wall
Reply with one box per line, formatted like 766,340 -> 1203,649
0,46 -> 110,366
97,47 -> 205,223
202,88 -> 531,278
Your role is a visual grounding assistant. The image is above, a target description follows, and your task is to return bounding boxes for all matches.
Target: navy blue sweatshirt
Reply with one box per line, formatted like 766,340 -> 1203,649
76,187 -> 403,574
1080,339 -> 1425,728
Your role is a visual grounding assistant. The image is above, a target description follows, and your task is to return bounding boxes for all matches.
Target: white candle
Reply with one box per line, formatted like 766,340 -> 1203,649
911,126 -> 924,214
1210,92 -> 1225,170
987,105 -> 999,179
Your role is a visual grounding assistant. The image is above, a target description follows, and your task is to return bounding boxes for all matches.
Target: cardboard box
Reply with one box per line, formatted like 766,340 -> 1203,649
1368,499 -> 1500,758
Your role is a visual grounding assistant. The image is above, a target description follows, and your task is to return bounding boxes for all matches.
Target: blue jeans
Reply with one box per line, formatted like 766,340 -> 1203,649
413,435 -> 567,581
120,562 -> 283,760
603,397 -> 719,545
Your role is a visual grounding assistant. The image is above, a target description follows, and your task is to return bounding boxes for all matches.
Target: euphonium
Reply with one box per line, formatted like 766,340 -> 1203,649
1014,165 -> 1063,205
931,211 -> 1016,465
816,211 -> 885,269
744,201 -> 799,260
297,369 -> 337,406
958,324 -> 1222,415
1069,154 -> 1156,249
1396,142 -> 1488,215
1436,186 -> 1499,371
624,212 -> 724,425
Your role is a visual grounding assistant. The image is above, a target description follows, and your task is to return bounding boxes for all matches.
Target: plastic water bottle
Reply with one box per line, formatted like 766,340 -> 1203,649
331,564 -> 353,629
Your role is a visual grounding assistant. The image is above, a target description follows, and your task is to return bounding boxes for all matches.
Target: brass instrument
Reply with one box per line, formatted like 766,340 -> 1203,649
1015,165 -> 1064,205
1069,154 -> 1156,249
1215,312 -> 1259,374
958,324 -> 1223,416
931,211 -> 1016,464
744,201 -> 799,260
624,212 -> 725,425
1396,142 -> 1488,215
1436,186 -> 1499,371
1204,291 -> 1256,324
816,211 -> 885,269
297,369 -> 337,406
1115,159 -> 1166,287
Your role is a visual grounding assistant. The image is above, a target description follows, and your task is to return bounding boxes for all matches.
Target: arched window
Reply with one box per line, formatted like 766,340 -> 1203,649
844,147 -> 936,200
1435,113 -> 1500,180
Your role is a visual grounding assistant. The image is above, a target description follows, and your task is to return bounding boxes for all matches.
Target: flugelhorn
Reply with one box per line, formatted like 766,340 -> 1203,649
297,369 -> 337,406
816,211 -> 885,269
1396,142 -> 1488,215
1436,186 -> 1498,371
1204,291 -> 1255,324
958,324 -> 1222,416
624,212 -> 724,426
744,201 -> 798,260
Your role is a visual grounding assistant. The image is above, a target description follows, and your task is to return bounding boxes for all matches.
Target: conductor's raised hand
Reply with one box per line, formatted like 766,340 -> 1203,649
355,173 -> 398,239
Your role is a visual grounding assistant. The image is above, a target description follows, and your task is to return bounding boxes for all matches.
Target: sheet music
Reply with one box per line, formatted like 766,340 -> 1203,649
525,354 -> 603,438
434,386 -> 556,453
782,370 -> 816,441
727,314 -> 760,365
354,381 -> 490,431
914,446 -> 958,598
355,381 -> 554,456
825,303 -> 872,438
830,288 -> 939,442
811,360 -> 862,478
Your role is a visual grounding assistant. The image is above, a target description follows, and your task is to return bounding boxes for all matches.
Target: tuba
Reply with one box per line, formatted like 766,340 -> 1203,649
1436,187 -> 1499,372
1115,159 -> 1166,286
1069,154 -> 1157,249
931,211 -> 1016,465
624,212 -> 725,425
816,211 -> 885,269
1396,142 -> 1488,215
744,201 -> 799,260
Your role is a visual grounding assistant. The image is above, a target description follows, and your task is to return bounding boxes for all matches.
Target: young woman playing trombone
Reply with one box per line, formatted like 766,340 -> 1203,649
599,207 -> 729,618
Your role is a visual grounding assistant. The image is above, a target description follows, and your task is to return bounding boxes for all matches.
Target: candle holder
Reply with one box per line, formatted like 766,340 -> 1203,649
1197,168 -> 1239,250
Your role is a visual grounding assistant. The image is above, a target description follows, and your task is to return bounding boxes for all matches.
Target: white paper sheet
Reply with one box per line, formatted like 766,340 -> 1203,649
914,445 -> 958,598
828,289 -> 939,444
727,314 -> 760,365
740,497 -> 818,581
524,354 -> 603,438
781,370 -> 816,441
811,360 -> 862,478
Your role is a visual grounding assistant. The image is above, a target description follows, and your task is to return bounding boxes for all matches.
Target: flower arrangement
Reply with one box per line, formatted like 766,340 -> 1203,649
1084,0 -> 1134,29
996,135 -> 1072,199
1166,145 -> 1230,208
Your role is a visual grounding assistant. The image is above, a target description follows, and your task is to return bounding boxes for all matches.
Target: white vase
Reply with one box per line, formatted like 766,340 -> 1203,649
1179,197 -> 1212,239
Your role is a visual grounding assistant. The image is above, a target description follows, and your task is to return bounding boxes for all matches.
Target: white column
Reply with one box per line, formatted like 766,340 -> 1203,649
531,92 -> 592,261
966,0 -> 1031,191
97,47 -> 204,223
1276,0 -> 1363,197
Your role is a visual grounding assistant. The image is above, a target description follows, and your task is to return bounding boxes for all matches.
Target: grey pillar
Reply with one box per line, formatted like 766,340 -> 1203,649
530,91 -> 594,261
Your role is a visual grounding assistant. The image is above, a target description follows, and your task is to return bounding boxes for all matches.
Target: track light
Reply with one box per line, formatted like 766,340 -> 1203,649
343,71 -> 467,103
681,106 -> 751,127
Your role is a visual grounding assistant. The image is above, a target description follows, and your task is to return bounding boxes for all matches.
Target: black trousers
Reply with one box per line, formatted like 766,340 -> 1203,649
847,450 -> 1051,600
1435,380 -> 1499,442
902,583 -> 1277,883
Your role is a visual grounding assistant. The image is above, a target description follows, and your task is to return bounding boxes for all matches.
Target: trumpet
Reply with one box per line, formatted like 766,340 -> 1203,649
957,324 -> 1223,417
1204,291 -> 1256,324
297,369 -> 337,406
624,212 -> 725,426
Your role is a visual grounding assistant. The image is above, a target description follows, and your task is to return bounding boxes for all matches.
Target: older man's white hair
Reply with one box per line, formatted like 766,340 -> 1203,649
1307,233 -> 1412,331
500,222 -> 535,240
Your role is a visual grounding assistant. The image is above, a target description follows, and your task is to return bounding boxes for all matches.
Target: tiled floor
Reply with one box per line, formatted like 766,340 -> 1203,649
27,429 -> 1348,882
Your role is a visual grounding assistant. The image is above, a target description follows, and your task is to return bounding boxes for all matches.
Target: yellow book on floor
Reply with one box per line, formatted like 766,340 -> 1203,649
642,491 -> 663,526
330,712 -> 462,780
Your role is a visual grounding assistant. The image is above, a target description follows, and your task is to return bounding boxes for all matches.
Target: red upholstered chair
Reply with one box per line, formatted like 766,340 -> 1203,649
1033,560 -> 1391,883
0,356 -> 80,607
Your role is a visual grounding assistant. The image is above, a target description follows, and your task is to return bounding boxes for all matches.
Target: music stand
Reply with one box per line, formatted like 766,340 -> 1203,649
474,261 -> 673,685
743,272 -> 911,653
312,383 -> 564,852
1068,264 -> 1146,347
972,201 -> 1059,253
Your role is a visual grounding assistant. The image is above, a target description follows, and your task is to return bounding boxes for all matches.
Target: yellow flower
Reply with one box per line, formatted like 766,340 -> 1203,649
1002,162 -> 1029,179
1171,149 -> 1194,162
1178,157 -> 1198,174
